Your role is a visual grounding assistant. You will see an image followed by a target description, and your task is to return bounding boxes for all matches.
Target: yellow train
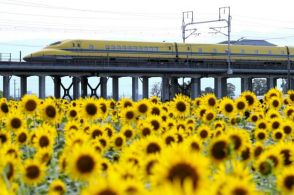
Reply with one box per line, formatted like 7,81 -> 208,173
23,39 -> 294,63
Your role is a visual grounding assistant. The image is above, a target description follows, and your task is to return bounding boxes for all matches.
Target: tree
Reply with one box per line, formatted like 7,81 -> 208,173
227,82 -> 236,97
150,82 -> 161,97
201,87 -> 214,94
280,79 -> 288,94
252,78 -> 267,95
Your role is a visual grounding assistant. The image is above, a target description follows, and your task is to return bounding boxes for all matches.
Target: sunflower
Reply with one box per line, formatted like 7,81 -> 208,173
67,144 -> 100,181
272,129 -> 285,142
275,142 -> 294,167
202,93 -> 217,108
241,91 -> 258,108
222,177 -> 257,195
287,90 -> 294,103
269,117 -> 282,131
282,119 -> 294,136
35,147 -> 53,165
81,97 -> 99,120
121,124 -> 135,140
197,124 -> 211,141
66,105 -> 80,120
89,124 -> 104,140
255,119 -> 268,131
202,109 -> 216,123
268,96 -> 282,110
184,135 -> 202,152
254,129 -> 268,143
138,122 -> 154,137
152,146 -> 208,192
34,128 -> 55,149
3,142 -> 21,159
265,87 -> 283,102
97,98 -> 109,119
21,94 -> 40,115
0,98 -> 9,116
284,105 -> 294,118
48,179 -> 66,195
6,112 -> 26,132
163,131 -> 177,146
149,96 -> 161,104
120,106 -> 137,124
171,94 -> 191,118
218,97 -> 236,117
40,98 -> 60,124
253,143 -> 264,159
266,109 -> 281,119
248,112 -> 260,123
111,134 -> 126,150
234,96 -> 248,116
22,159 -> 46,186
209,136 -> 230,163
142,136 -> 164,155
227,127 -> 249,152
146,115 -> 163,133
136,99 -> 150,117
1,156 -> 18,181
0,130 -> 11,145
277,166 -> 294,194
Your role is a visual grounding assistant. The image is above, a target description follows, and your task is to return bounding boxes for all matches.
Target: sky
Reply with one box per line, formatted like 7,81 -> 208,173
0,0 -> 293,98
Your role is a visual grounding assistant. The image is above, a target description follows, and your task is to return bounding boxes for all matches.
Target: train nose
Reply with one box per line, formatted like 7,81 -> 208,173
23,55 -> 32,62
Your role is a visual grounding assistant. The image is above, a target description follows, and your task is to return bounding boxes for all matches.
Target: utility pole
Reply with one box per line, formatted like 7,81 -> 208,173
182,7 -> 232,74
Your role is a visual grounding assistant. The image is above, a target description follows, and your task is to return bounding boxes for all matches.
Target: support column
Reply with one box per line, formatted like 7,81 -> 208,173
39,76 -> 46,99
132,77 -> 139,101
241,77 -> 253,92
3,76 -> 10,99
290,78 -> 294,90
81,76 -> 88,98
142,77 -> 149,99
54,76 -> 61,99
161,76 -> 170,102
191,77 -> 201,99
100,77 -> 107,99
170,77 -> 178,99
267,77 -> 277,91
20,76 -> 27,98
112,76 -> 119,100
214,77 -> 227,98
72,77 -> 80,100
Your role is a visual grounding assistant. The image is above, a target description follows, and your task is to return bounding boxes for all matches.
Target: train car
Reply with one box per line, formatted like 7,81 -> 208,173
23,39 -> 292,63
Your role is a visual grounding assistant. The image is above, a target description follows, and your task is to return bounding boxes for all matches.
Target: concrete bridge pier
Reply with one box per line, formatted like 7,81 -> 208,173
54,76 -> 61,99
3,76 -> 10,99
132,77 -> 139,101
170,77 -> 178,99
161,76 -> 170,102
191,77 -> 201,99
39,76 -> 46,99
20,76 -> 27,98
112,76 -> 119,100
100,77 -> 107,99
81,76 -> 88,98
267,77 -> 277,91
142,76 -> 149,99
241,77 -> 253,92
72,77 -> 80,100
214,77 -> 227,98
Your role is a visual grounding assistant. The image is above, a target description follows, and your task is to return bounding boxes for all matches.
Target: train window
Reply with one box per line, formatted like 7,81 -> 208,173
155,47 -> 159,51
111,45 -> 116,50
268,50 -> 272,55
133,46 -> 137,50
89,45 -> 94,49
105,45 -> 110,50
168,46 -> 172,50
148,47 -> 153,51
254,50 -> 259,54
127,46 -> 132,50
72,43 -> 75,47
198,48 -> 202,53
117,45 -> 121,50
143,47 -> 148,51
241,49 -> 245,54
77,43 -> 81,47
138,46 -> 143,51
212,49 -> 217,53
187,47 -> 190,51
49,41 -> 61,46
122,46 -> 126,50
281,51 -> 285,55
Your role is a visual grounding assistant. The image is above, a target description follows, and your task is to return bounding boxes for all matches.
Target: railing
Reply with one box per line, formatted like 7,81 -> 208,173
0,53 -> 12,62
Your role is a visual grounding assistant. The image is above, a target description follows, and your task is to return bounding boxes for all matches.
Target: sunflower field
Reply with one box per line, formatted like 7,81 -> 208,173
1,88 -> 294,194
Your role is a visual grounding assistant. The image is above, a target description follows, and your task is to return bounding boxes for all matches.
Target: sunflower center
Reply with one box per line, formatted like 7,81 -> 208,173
86,103 -> 97,116
208,98 -> 216,106
138,104 -> 148,113
45,105 -> 56,118
7,163 -> 14,180
1,103 -> 9,113
175,102 -> 186,113
26,165 -> 40,179
151,107 -> 160,115
237,102 -> 245,110
11,118 -> 21,129
39,136 -> 50,147
251,115 -> 258,122
281,149 -> 292,165
165,136 -> 175,145
146,160 -> 157,175
206,113 -> 214,121
191,142 -> 200,151
272,100 -> 279,107
284,175 -> 294,190
76,155 -> 95,174
102,162 -> 108,171
0,134 -> 7,143
124,130 -> 133,138
53,185 -> 64,193
241,147 -> 250,161
18,132 -> 27,143
245,95 -> 254,106
290,94 -> 294,101
151,120 -> 160,131
200,130 -> 208,139
97,189 -> 118,195
25,100 -> 37,111
275,132 -> 283,139
259,161 -> 272,175
287,109 -> 294,116
115,137 -> 123,147
92,130 -> 103,139
225,104 -> 233,113
70,110 -> 77,117
167,163 -> 199,189
126,111 -> 134,119
254,146 -> 263,158
272,121 -> 280,129
230,135 -> 242,150
100,103 -> 107,113
142,128 -> 151,136
283,126 -> 292,134
211,141 -> 227,161
147,143 -> 161,154
258,123 -> 266,129
257,132 -> 265,140
232,188 -> 247,195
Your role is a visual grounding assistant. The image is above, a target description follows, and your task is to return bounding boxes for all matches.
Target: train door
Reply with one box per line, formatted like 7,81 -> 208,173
186,44 -> 192,62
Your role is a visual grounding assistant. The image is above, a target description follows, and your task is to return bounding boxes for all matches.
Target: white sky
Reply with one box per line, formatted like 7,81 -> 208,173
0,0 -> 293,97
